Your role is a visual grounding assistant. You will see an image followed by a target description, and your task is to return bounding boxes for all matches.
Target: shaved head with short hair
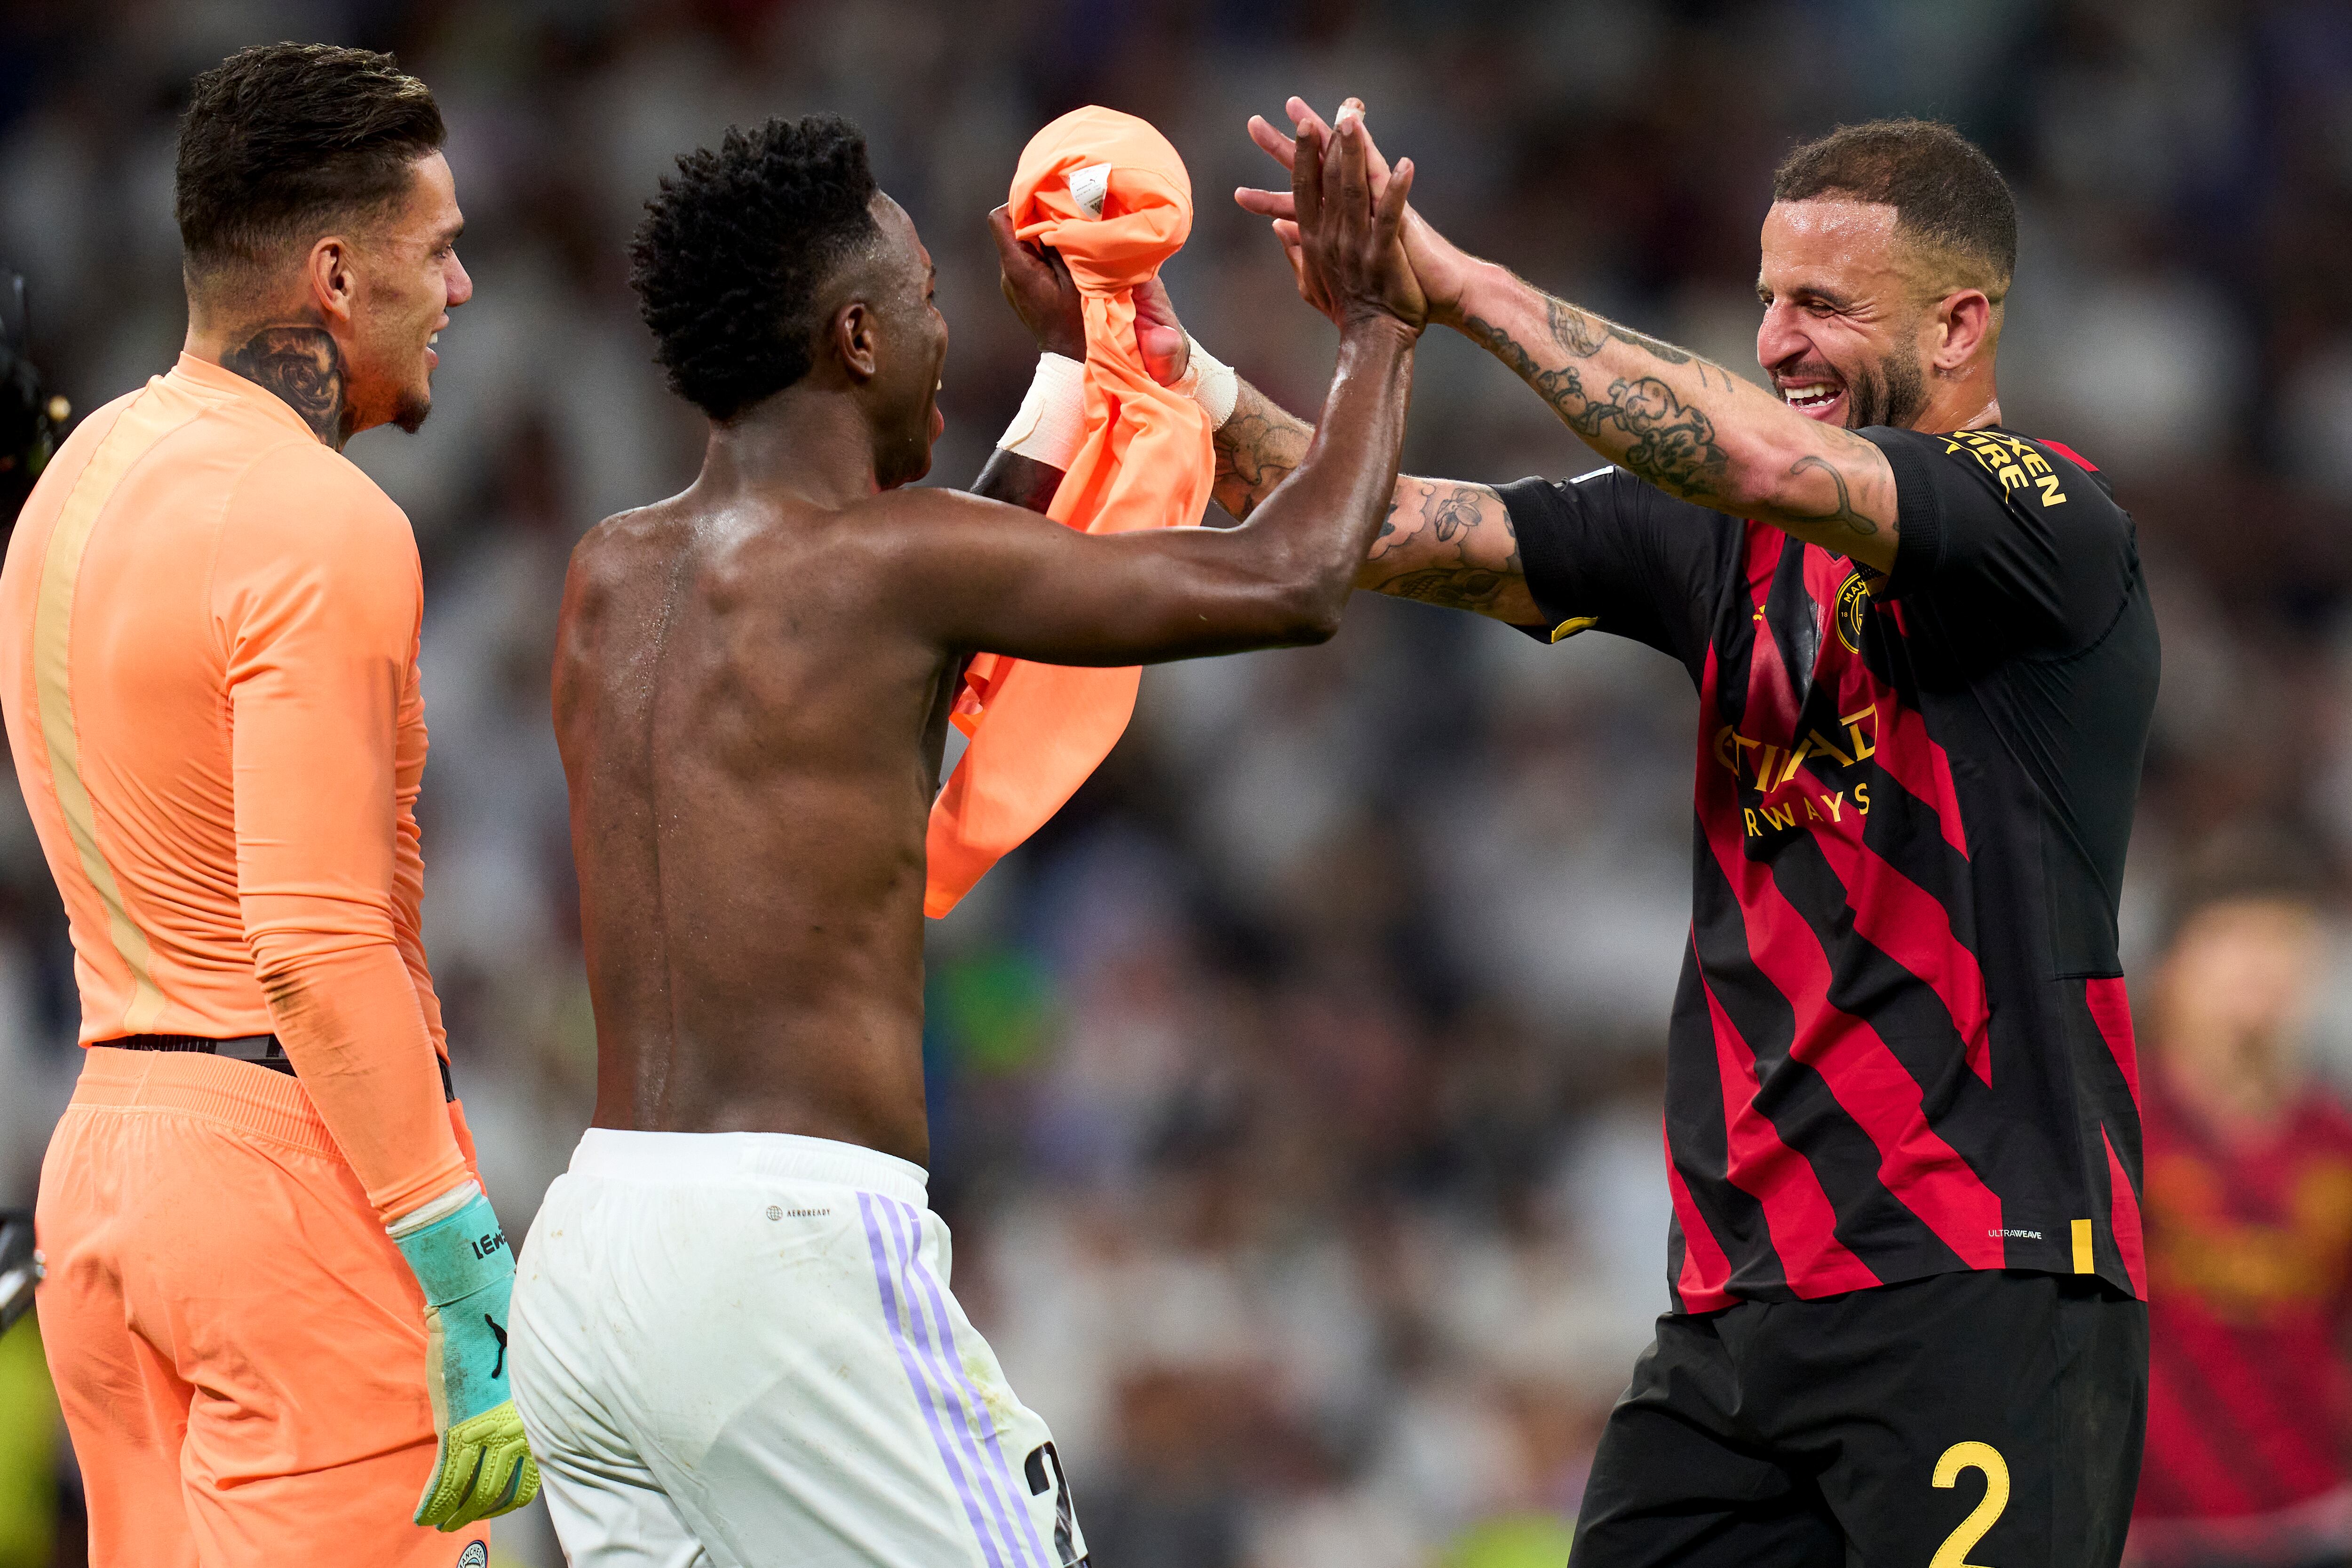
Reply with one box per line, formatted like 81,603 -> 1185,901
1772,117 -> 2018,305
175,43 -> 445,307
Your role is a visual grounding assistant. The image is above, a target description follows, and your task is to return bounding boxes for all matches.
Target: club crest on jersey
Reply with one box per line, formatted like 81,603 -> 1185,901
1834,573 -> 1870,654
457,1544 -> 488,1568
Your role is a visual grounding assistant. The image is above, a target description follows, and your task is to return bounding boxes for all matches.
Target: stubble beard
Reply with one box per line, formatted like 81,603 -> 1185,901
1845,345 -> 1930,432
393,388 -> 431,435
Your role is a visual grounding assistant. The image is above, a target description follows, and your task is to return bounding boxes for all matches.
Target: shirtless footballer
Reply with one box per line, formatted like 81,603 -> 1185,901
507,109 -> 1421,1565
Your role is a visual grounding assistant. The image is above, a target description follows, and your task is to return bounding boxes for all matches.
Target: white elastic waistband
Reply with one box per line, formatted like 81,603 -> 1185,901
567,1128 -> 929,1208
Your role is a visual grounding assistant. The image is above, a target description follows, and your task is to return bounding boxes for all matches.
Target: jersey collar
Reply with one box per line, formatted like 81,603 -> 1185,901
167,352 -> 327,444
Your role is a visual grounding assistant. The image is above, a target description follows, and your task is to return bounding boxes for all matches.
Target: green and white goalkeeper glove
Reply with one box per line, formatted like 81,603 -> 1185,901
391,1183 -> 541,1530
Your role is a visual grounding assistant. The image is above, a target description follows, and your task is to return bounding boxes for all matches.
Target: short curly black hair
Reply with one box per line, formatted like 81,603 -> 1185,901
176,43 -> 445,279
629,114 -> 884,420
1774,118 -> 2016,300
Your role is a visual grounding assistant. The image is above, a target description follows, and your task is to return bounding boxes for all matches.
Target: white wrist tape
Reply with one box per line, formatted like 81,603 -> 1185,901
998,352 -> 1088,469
1172,336 -> 1239,429
387,1178 -> 482,1239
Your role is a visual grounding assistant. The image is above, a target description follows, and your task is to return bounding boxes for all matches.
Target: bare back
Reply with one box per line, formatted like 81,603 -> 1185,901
555,488 -> 962,1162
557,116 -> 1421,1163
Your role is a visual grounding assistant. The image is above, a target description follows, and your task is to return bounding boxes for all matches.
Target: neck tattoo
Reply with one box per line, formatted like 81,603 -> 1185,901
221,325 -> 351,448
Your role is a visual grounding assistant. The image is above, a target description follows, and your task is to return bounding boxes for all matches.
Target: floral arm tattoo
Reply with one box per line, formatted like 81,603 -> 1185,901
1456,277 -> 1899,565
1209,381 -> 1313,523
1210,378 -> 1536,622
1360,476 -> 1538,621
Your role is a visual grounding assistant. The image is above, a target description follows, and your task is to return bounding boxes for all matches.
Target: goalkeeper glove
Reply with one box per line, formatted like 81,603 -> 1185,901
391,1184 -> 541,1530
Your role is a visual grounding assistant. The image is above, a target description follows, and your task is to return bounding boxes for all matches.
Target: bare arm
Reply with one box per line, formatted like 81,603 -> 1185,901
1450,269 -> 1896,571
967,206 -> 1091,518
1210,379 -> 1312,520
1239,101 -> 1899,573
898,317 -> 1416,664
895,109 -> 1426,665
1211,380 -> 1536,622
970,447 -> 1065,514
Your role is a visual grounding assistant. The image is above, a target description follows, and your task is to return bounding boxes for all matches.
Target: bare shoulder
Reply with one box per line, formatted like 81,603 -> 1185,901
819,483 -> 1065,584
559,501 -> 690,652
852,483 -> 1036,542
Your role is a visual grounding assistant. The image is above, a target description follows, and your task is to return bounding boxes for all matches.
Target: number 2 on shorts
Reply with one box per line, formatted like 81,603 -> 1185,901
1929,1441 -> 2010,1568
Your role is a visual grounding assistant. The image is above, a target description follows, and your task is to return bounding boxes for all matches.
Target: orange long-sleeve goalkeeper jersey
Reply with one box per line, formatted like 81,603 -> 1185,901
0,354 -> 466,1220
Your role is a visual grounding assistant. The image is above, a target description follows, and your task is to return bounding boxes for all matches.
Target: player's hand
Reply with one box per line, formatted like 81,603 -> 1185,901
1287,102 -> 1423,334
394,1188 -> 542,1530
990,204 -> 1192,386
1132,274 -> 1191,386
1240,98 -> 1471,328
990,205 -> 1086,363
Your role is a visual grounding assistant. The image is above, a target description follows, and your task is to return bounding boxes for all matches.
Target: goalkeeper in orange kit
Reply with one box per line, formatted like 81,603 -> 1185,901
0,44 -> 535,1564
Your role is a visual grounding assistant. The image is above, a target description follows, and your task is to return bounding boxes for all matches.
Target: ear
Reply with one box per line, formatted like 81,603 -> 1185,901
833,300 -> 879,383
304,236 -> 359,330
1932,288 -> 1993,372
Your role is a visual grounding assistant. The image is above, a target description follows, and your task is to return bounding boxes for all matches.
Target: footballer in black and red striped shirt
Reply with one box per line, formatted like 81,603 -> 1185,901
1214,110 -> 2157,1567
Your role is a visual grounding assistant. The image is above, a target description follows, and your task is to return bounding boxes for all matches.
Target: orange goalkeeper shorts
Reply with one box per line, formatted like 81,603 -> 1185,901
34,1046 -> 493,1567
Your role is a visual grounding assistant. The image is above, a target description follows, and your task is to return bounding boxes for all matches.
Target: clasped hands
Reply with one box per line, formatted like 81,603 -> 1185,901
1236,96 -> 1478,335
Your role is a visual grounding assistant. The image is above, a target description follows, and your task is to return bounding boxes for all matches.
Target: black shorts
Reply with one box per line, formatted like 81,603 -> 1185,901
1572,1269 -> 2147,1568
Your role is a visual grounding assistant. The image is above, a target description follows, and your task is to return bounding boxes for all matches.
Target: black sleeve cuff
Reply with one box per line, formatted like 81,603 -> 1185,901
1861,428 -> 1942,600
1495,475 -> 1581,639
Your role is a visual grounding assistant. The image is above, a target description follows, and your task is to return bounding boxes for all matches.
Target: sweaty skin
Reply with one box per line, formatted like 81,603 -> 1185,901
556,116 -> 1421,1163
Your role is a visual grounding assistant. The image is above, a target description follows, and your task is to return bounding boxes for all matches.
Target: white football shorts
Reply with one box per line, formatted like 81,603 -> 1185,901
510,1129 -> 1086,1568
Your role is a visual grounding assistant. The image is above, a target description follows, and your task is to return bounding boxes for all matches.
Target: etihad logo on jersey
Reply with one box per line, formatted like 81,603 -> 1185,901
1715,702 -> 1880,789
1941,430 -> 2070,509
1718,701 -> 1881,839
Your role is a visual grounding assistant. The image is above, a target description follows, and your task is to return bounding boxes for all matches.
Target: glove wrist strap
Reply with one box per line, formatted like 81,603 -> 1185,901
392,1188 -> 512,1307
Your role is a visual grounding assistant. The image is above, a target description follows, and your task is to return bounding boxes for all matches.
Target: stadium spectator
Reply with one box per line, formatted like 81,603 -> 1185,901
2131,832 -> 2352,1568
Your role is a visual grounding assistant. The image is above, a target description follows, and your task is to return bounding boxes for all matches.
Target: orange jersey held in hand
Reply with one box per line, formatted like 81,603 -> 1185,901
0,354 -> 464,1220
923,106 -> 1215,918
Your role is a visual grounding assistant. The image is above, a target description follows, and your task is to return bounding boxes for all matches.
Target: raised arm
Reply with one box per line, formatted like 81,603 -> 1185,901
1240,100 -> 1899,574
891,109 -> 1428,664
1206,380 -> 1535,623
1448,270 -> 1897,572
970,203 -> 1091,517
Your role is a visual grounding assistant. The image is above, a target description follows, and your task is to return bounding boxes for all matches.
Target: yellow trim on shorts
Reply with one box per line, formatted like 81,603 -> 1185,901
33,404 -> 170,1032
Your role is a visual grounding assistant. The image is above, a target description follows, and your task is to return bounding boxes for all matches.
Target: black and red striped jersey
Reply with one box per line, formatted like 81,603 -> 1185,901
1502,426 -> 2158,1313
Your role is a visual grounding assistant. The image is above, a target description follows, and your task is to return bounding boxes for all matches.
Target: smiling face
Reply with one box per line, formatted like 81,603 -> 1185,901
343,150 -> 470,434
859,196 -> 949,489
1755,198 -> 1942,432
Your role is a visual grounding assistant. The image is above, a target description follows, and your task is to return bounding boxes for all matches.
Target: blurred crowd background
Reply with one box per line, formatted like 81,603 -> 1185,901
4,0 -> 2352,1564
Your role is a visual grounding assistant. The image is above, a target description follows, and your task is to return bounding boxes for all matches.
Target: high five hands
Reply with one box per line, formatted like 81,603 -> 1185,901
1275,100 -> 1425,335
1237,97 -> 1472,331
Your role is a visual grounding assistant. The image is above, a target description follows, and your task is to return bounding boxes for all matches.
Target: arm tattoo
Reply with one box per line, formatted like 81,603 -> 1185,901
1784,453 -> 1880,540
1210,394 -> 1312,521
221,325 -> 349,447
1462,312 -> 1732,503
1364,480 -> 1522,613
1544,295 -> 1693,369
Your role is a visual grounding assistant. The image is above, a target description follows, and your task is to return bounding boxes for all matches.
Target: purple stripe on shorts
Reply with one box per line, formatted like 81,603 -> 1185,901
879,1196 -> 1038,1568
858,1191 -> 1008,1568
892,1198 -> 1057,1568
